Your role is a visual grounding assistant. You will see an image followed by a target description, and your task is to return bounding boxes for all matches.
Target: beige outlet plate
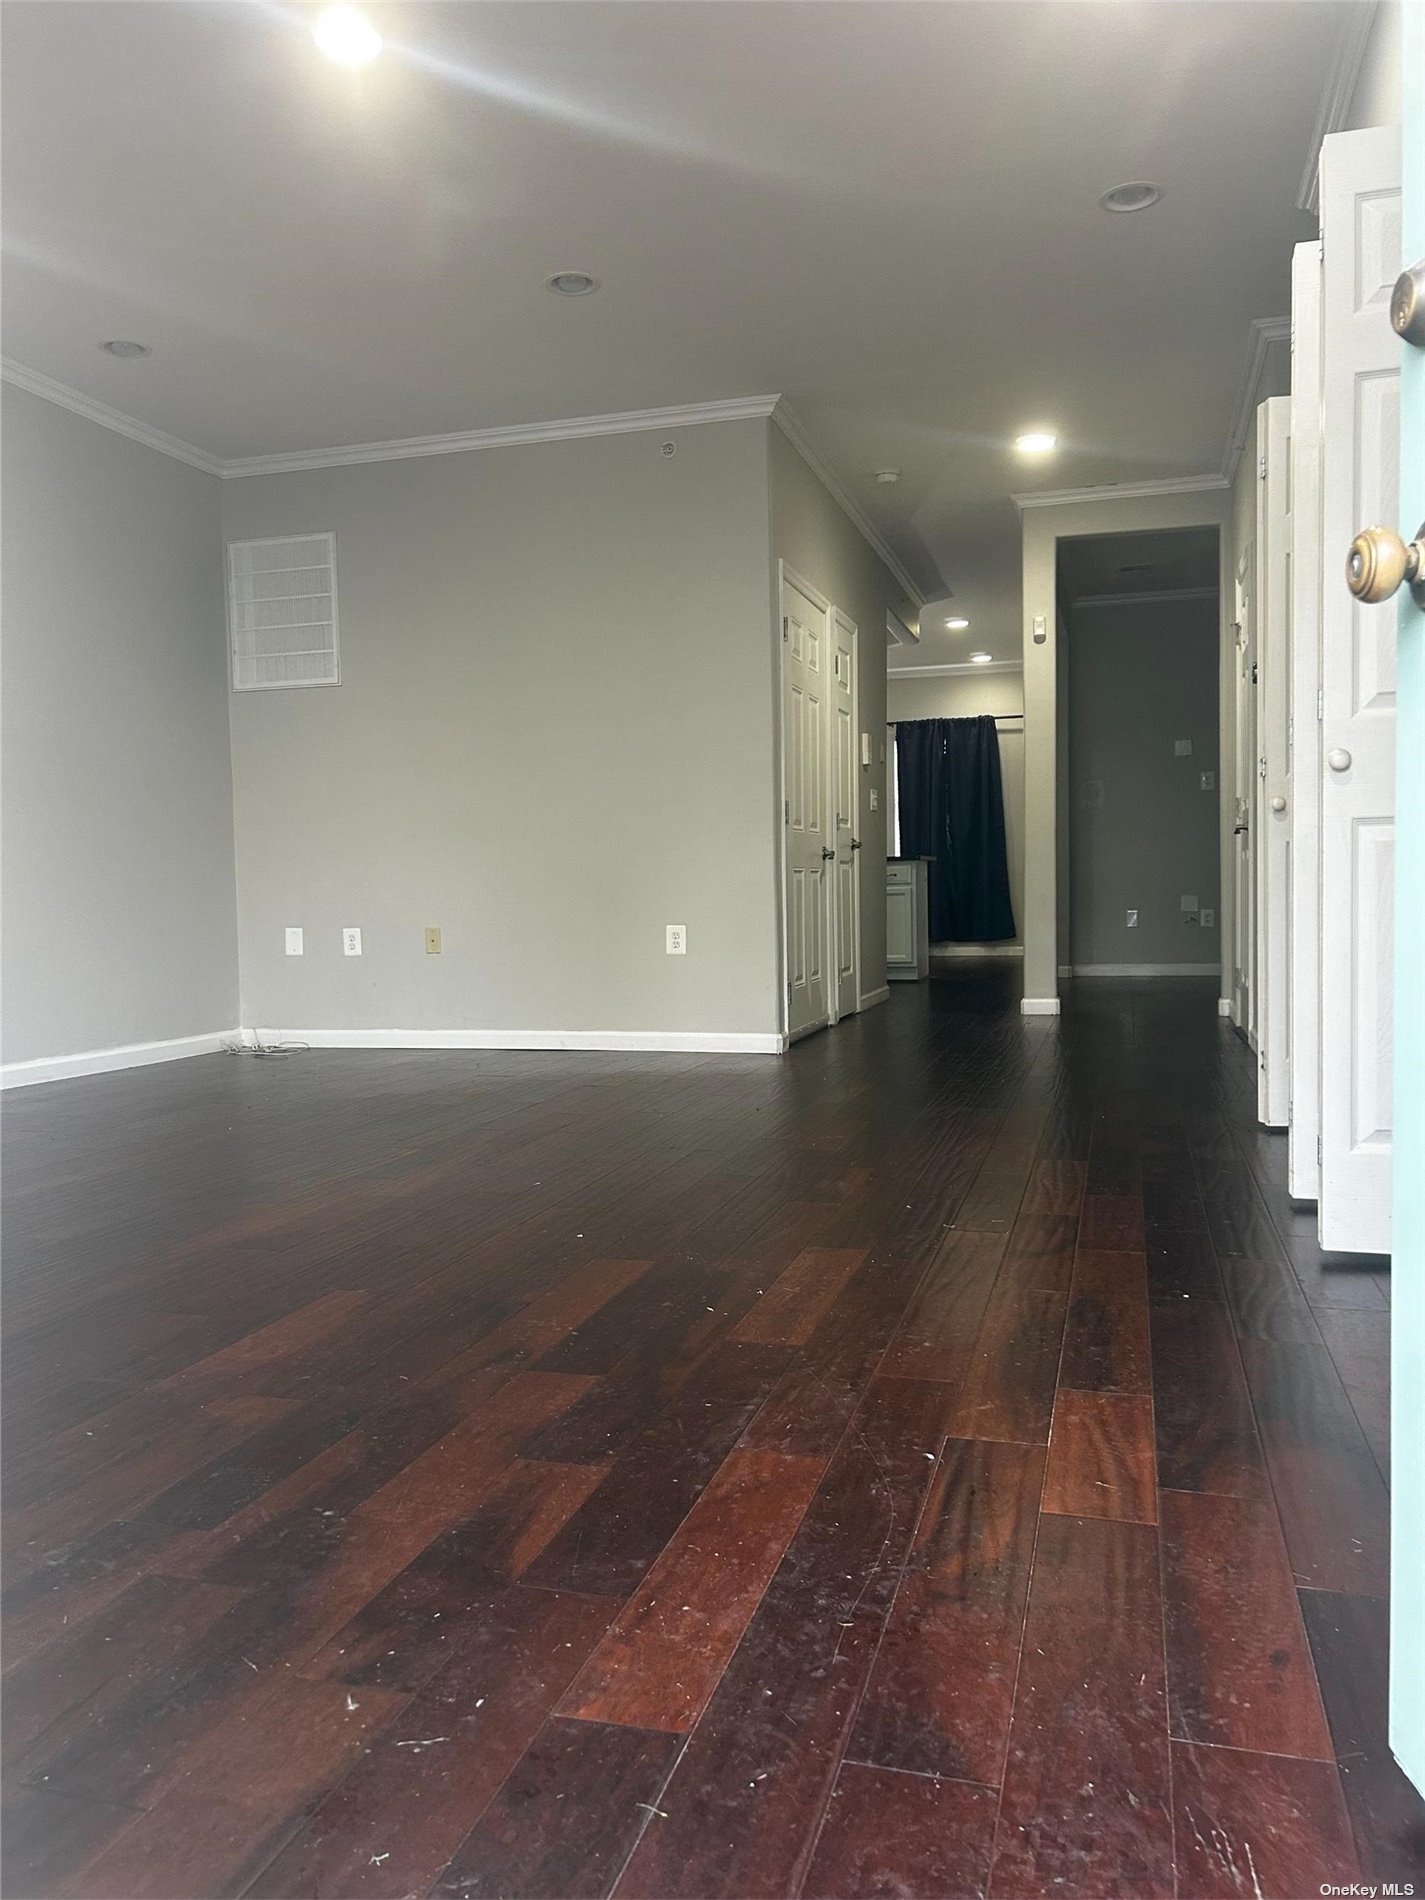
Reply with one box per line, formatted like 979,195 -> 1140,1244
424,927 -> 442,954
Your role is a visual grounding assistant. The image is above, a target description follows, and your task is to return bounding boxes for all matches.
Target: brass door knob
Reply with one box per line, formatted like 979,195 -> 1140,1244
1392,259 -> 1425,346
1346,523 -> 1425,603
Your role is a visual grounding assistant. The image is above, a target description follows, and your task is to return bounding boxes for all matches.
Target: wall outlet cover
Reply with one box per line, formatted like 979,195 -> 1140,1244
1201,908 -> 1216,929
424,927 -> 442,955
285,927 -> 303,956
342,927 -> 362,957
666,924 -> 687,955
1126,909 -> 1139,928
869,789 -> 879,811
1200,770 -> 1216,791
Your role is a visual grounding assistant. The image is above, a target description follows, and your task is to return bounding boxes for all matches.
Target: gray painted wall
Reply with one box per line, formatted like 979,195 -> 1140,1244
1,385 -> 238,1065
222,417 -> 780,1036
885,670 -> 1024,952
1067,595 -> 1221,970
1348,0 -> 1401,128
769,427 -> 906,999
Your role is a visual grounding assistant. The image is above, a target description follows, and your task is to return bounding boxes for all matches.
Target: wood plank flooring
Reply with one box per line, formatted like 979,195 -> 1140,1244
3,970 -> 1421,1898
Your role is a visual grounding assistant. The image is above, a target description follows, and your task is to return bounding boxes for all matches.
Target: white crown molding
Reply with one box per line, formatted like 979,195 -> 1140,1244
1069,586 -> 1218,609
0,1028 -> 239,1089
771,399 -> 925,607
246,1026 -> 784,1055
1296,0 -> 1378,215
222,393 -> 781,478
1,357 -> 224,475
1220,315 -> 1291,482
0,359 -> 781,479
1012,472 -> 1229,512
888,660 -> 1022,678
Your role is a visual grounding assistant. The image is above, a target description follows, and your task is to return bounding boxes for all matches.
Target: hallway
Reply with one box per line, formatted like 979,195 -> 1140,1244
3,974 -> 1420,1897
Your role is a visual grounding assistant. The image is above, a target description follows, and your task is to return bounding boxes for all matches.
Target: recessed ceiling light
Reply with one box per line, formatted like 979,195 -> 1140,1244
873,469 -> 900,485
1099,181 -> 1162,215
311,6 -> 382,68
1014,430 -> 1058,454
546,271 -> 600,297
969,651 -> 993,664
945,616 -> 970,630
100,339 -> 151,358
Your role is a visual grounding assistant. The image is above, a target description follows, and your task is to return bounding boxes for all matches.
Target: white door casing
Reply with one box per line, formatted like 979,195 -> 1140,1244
1232,545 -> 1257,1041
1256,396 -> 1292,1128
781,565 -> 830,1041
1288,239 -> 1324,1199
1318,123 -> 1401,1255
828,609 -> 860,1023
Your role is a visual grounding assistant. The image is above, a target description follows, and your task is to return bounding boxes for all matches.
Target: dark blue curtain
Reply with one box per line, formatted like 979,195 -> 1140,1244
895,716 -> 1016,943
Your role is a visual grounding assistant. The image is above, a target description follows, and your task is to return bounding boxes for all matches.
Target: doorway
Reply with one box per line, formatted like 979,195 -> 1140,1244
1056,528 -> 1223,985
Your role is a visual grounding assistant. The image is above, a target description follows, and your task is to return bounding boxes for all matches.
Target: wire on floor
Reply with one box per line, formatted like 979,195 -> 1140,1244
220,1037 -> 310,1059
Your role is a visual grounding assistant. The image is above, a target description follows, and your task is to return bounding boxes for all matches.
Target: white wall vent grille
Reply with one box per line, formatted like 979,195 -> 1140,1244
227,533 -> 340,690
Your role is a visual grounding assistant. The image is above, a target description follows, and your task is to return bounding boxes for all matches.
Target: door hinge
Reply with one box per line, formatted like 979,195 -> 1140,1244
782,616 -> 789,641
1251,661 -> 1259,685
1258,455 -> 1267,481
1317,1134 -> 1323,1165
1288,717 -> 1294,750
1259,756 -> 1268,780
784,798 -> 790,823
1317,685 -> 1323,721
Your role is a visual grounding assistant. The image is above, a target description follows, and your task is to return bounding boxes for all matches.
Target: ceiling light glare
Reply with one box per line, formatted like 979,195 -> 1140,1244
969,651 -> 993,664
1099,181 -> 1162,214
100,339 -> 151,358
546,271 -> 600,296
312,6 -> 382,68
1014,430 -> 1058,454
873,469 -> 900,485
945,616 -> 970,629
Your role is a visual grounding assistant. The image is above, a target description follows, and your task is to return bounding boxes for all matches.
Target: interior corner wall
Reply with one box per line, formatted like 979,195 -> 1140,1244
1347,0 -> 1402,129
885,670 -> 1025,953
1020,487 -> 1233,1007
1067,597 -> 1221,970
0,384 -> 238,1070
768,424 -> 912,1004
221,417 -> 779,1040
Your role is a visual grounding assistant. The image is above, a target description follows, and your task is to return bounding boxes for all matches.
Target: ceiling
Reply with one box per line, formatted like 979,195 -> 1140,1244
3,1 -> 1344,662
1057,526 -> 1220,605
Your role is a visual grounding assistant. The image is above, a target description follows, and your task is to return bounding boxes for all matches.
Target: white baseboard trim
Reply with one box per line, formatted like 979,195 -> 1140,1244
1020,997 -> 1062,1016
1071,963 -> 1222,978
0,1028 -> 239,1090
930,944 -> 1024,959
1218,997 -> 1233,1018
858,986 -> 891,1010
248,1026 -> 786,1056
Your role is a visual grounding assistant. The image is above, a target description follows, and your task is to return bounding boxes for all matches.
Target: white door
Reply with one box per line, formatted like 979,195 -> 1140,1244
1255,395 -> 1291,1128
1288,239 -> 1324,1199
782,566 -> 830,1040
1318,123 -> 1401,1255
828,610 -> 859,1023
1231,546 -> 1256,1040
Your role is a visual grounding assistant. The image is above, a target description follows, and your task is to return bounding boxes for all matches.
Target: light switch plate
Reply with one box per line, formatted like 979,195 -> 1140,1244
1201,908 -> 1216,929
1126,909 -> 1139,928
284,926 -> 303,957
342,927 -> 362,957
869,789 -> 879,811
424,927 -> 442,954
1200,770 -> 1216,791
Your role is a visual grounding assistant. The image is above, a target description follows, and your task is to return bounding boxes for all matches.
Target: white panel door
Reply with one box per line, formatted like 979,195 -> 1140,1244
1319,123 -> 1401,1255
1288,239 -> 1324,1198
782,567 -> 830,1040
828,610 -> 859,1023
1232,546 -> 1257,1041
1256,395 -> 1292,1128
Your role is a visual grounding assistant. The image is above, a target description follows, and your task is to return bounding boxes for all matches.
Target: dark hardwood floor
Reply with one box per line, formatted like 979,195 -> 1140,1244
4,971 -> 1422,1898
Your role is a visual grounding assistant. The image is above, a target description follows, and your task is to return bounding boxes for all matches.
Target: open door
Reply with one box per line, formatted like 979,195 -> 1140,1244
1256,395 -> 1291,1128
781,565 -> 830,1041
1231,545 -> 1256,1039
1288,240 -> 1324,1198
1318,123 -> 1401,1254
1390,3 -> 1424,1798
827,609 -> 860,1024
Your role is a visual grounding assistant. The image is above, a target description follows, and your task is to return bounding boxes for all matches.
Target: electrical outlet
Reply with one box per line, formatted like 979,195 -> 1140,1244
424,927 -> 442,955
1201,908 -> 1216,929
284,926 -> 303,957
1126,909 -> 1139,928
1200,770 -> 1216,791
666,924 -> 687,955
342,927 -> 362,957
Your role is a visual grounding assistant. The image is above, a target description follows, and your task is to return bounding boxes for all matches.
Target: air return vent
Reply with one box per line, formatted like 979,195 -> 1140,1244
227,533 -> 340,691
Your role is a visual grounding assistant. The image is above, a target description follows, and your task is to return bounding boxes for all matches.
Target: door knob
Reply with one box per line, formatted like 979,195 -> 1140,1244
1392,258 -> 1425,346
1345,522 -> 1425,604
821,846 -> 835,861
1328,748 -> 1352,772
1270,796 -> 1287,813
850,839 -> 862,851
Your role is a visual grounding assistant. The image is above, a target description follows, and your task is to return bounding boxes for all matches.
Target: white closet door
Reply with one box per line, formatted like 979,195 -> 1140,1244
1255,395 -> 1291,1129
782,567 -> 830,1041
